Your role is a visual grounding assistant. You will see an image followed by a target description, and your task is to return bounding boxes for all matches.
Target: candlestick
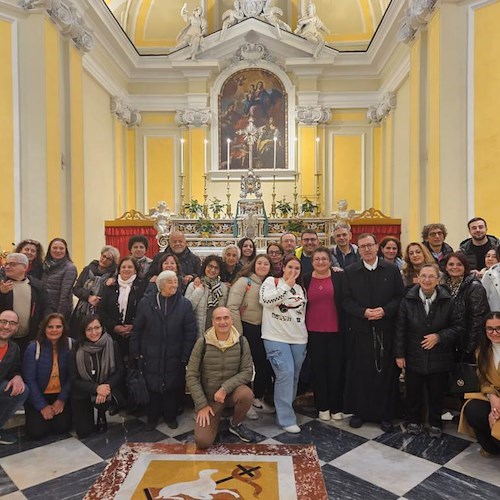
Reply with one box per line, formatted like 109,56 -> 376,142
271,173 -> 277,218
293,173 -> 300,216
315,171 -> 321,217
227,138 -> 231,171
180,173 -> 186,217
180,138 -> 185,175
203,174 -> 208,218
315,136 -> 320,174
226,172 -> 232,219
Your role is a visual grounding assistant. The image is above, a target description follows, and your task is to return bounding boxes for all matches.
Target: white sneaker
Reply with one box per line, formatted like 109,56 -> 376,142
246,406 -> 259,420
253,398 -> 276,414
282,424 -> 301,433
318,410 -> 331,421
331,412 -> 345,421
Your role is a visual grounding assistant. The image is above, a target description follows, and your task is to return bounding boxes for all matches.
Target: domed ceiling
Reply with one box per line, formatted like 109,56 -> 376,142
103,0 -> 393,54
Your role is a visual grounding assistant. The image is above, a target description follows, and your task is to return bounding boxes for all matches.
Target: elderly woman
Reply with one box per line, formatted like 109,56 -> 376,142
220,244 -> 242,284
22,313 -> 73,440
238,238 -> 256,267
304,247 -> 344,422
15,239 -> 44,280
69,315 -> 125,438
379,237 -> 404,270
71,246 -> 120,333
482,246 -> 500,310
100,257 -> 146,359
227,254 -> 274,418
130,271 -> 197,430
401,242 -> 435,288
185,255 -> 229,337
442,252 -> 489,360
395,264 -> 463,438
459,311 -> 500,456
42,238 -> 78,321
260,256 -> 308,433
267,242 -> 284,278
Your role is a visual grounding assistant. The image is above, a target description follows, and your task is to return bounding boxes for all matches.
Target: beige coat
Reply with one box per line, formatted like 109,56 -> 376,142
226,273 -> 264,334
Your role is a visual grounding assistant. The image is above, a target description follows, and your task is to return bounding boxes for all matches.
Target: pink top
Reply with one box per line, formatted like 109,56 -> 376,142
306,276 -> 339,333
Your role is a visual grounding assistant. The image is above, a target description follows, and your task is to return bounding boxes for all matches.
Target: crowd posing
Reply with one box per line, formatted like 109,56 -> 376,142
1,217 -> 500,457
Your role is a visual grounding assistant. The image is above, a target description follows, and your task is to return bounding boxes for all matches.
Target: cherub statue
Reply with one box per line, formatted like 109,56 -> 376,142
294,0 -> 330,57
149,201 -> 171,250
334,199 -> 356,222
261,0 -> 292,36
172,3 -> 208,59
220,0 -> 245,40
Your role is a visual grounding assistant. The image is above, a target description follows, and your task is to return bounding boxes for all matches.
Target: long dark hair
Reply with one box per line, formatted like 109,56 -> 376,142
78,314 -> 103,344
442,252 -> 471,277
46,237 -> 73,262
238,237 -> 257,261
37,313 -> 69,351
237,254 -> 272,280
15,239 -> 45,268
282,255 -> 304,287
477,311 -> 500,385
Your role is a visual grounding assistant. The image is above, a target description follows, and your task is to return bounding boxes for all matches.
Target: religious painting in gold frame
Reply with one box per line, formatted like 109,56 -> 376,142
218,68 -> 288,171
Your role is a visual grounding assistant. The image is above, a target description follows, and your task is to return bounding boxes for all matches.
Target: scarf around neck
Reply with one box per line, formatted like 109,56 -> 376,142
117,274 -> 136,320
43,256 -> 68,272
202,276 -> 223,309
76,332 -> 115,383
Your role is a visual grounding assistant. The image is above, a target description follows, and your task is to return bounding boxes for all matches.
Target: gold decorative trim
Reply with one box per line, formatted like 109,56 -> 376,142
351,208 -> 401,225
116,209 -> 150,221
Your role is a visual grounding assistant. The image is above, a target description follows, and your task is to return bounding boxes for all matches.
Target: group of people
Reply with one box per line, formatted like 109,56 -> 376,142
1,217 -> 500,457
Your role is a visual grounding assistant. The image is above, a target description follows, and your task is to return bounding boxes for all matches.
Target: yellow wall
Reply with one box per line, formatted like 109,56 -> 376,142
474,1 -> 500,237
0,19 -> 15,253
126,127 -> 136,210
372,126 -> 382,209
299,126 -> 317,202
145,136 -> 175,211
114,119 -> 124,215
332,135 -> 363,211
427,11 -> 440,222
45,20 -> 62,239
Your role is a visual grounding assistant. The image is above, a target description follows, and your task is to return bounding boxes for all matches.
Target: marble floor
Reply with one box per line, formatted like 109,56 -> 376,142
0,402 -> 499,499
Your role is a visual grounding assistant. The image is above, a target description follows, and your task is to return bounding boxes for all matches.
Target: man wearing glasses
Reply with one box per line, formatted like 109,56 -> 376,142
421,223 -> 453,270
0,310 -> 29,445
0,253 -> 50,355
342,233 -> 405,433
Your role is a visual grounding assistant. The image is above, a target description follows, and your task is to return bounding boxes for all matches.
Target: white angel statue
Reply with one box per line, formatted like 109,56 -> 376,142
262,0 -> 292,36
220,0 -> 245,40
172,3 -> 208,59
294,0 -> 330,57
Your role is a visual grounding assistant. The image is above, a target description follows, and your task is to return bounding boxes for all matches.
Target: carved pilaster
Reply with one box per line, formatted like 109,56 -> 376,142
21,0 -> 94,53
367,92 -> 397,124
398,0 -> 437,45
295,105 -> 331,125
175,109 -> 211,128
110,97 -> 141,127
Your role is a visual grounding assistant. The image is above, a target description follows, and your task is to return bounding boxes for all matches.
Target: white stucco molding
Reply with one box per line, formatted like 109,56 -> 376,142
398,0 -> 437,45
110,96 -> 141,127
366,92 -> 397,124
175,108 -> 211,128
295,105 -> 331,125
20,0 -> 94,52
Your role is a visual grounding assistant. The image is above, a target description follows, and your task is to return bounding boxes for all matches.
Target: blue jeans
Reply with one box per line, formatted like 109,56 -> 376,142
264,340 -> 307,428
0,380 -> 29,429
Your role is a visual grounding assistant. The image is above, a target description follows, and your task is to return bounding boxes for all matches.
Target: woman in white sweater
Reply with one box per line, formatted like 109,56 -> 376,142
227,255 -> 274,417
260,255 -> 308,433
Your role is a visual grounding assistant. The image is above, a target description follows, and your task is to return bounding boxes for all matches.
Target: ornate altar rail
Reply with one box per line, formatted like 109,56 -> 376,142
105,208 -> 401,258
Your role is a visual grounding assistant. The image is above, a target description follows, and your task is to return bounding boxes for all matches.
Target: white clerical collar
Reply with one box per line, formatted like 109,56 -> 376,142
363,258 -> 378,271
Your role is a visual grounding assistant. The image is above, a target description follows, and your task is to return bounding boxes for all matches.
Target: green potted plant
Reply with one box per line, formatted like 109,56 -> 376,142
285,218 -> 305,235
301,198 -> 317,216
186,199 -> 203,218
209,197 -> 224,218
196,217 -> 215,237
276,197 -> 292,218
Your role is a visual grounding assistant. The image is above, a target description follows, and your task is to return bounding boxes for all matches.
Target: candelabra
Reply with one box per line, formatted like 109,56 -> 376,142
293,173 -> 299,216
203,174 -> 209,218
270,173 -> 277,217
315,171 -> 321,216
226,172 -> 232,218
179,173 -> 186,217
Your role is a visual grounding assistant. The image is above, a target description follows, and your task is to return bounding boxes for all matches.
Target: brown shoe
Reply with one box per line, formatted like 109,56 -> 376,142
480,448 -> 494,458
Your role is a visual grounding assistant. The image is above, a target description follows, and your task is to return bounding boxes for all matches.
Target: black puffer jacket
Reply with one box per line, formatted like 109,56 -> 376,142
445,274 -> 490,355
394,285 -> 463,374
130,291 -> 197,393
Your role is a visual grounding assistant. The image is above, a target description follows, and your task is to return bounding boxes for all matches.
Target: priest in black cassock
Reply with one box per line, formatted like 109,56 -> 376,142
342,233 -> 404,432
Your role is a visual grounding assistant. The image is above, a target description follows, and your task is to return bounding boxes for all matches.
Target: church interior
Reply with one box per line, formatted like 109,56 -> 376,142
1,0 -> 500,498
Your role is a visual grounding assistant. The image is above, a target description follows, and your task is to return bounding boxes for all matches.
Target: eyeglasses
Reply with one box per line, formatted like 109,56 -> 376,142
485,326 -> 500,334
359,243 -> 376,250
268,251 -> 283,256
206,264 -> 220,271
85,325 -> 102,333
419,274 -> 438,281
428,231 -> 443,237
302,238 -> 317,243
24,239 -> 40,245
4,262 -> 23,267
101,254 -> 114,262
0,319 -> 19,327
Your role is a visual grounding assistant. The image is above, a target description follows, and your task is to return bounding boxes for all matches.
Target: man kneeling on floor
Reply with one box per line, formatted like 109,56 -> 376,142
186,307 -> 256,448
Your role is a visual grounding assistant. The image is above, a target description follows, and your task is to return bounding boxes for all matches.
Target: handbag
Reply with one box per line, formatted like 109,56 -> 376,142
126,359 -> 150,406
449,361 -> 479,394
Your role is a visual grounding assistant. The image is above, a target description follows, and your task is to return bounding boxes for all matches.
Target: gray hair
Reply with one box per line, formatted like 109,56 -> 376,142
222,244 -> 241,260
100,245 -> 120,264
7,253 -> 29,267
334,222 -> 351,232
156,270 -> 178,291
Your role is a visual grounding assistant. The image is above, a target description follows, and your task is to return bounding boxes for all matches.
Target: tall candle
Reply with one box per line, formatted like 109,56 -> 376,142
315,136 -> 320,174
227,138 -> 231,171
180,138 -> 184,175
273,134 -> 277,171
204,139 -> 208,175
